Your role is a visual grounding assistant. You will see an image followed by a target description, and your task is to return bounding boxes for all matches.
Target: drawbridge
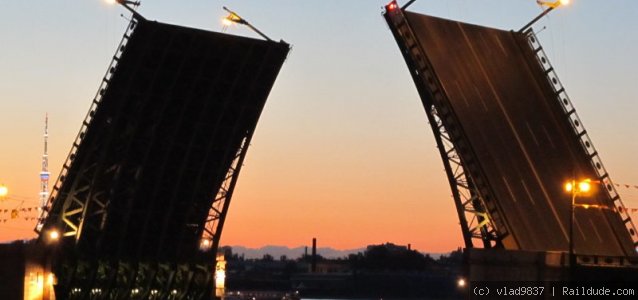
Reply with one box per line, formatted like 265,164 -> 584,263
384,0 -> 638,264
34,9 -> 289,299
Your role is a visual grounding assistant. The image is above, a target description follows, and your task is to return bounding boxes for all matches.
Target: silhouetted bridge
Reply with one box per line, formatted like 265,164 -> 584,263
17,1 -> 638,299
383,0 -> 638,268
33,10 -> 289,300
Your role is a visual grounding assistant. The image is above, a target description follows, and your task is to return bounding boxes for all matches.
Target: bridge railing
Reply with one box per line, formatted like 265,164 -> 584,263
35,18 -> 140,234
524,29 -> 638,251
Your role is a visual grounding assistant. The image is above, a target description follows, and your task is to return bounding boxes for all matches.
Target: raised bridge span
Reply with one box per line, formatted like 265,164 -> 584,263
384,0 -> 638,260
35,11 -> 289,299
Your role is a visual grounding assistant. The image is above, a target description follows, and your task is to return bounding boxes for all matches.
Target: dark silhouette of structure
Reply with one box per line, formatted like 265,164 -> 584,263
31,8 -> 289,299
311,238 -> 317,273
384,0 -> 638,264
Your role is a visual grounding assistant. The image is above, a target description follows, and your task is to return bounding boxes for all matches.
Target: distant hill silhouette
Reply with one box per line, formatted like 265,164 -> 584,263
224,245 -> 447,260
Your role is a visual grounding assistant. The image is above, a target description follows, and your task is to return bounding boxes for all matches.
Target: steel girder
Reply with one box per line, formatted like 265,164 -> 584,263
522,29 -> 638,250
35,18 -> 140,239
384,2 -> 507,248
202,134 -> 252,254
34,8 -> 289,299
54,259 -> 211,300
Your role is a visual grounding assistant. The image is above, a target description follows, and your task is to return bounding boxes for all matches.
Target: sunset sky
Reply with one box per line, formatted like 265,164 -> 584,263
1,0 -> 637,253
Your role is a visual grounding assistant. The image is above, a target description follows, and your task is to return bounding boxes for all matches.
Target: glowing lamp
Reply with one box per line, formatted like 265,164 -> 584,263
106,0 -> 140,6
48,229 -> 60,241
564,182 -> 573,192
564,179 -> 592,194
215,270 -> 226,288
537,0 -> 571,8
578,180 -> 591,193
200,238 -> 212,250
221,7 -> 272,41
0,184 -> 8,197
457,278 -> 466,287
222,10 -> 245,26
215,252 -> 226,290
565,177 -> 595,266
523,0 -> 572,32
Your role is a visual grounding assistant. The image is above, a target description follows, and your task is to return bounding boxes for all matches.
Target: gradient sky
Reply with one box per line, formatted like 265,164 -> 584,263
1,1 -> 637,253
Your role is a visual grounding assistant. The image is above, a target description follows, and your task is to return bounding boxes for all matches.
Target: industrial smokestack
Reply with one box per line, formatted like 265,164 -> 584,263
311,238 -> 317,273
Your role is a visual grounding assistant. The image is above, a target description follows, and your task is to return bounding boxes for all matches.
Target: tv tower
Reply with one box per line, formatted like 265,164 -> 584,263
39,113 -> 50,211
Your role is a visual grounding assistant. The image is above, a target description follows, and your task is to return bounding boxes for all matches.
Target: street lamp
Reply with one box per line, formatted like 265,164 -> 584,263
105,0 -> 143,20
48,229 -> 60,242
199,238 -> 212,250
564,178 -> 592,267
519,0 -> 571,32
105,0 -> 140,6
457,277 -> 467,288
538,0 -> 570,8
222,7 -> 273,42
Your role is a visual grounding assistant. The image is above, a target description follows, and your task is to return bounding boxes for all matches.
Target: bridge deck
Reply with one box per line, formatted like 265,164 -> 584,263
403,11 -> 635,257
44,19 -> 289,260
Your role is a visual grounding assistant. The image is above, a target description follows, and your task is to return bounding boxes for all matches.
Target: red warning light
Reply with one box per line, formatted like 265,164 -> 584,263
387,2 -> 398,11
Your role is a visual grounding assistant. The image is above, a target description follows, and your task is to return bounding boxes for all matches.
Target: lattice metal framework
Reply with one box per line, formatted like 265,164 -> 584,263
384,1 -> 638,257
201,134 -> 252,253
35,16 -> 140,237
523,29 -> 638,249
383,2 -> 506,248
35,10 -> 289,299
58,260 -> 211,300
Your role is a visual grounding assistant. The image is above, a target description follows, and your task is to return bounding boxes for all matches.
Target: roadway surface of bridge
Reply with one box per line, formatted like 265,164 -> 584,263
391,6 -> 637,257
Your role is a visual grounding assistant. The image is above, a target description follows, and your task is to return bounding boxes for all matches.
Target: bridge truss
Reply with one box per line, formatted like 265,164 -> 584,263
384,2 -> 504,249
35,11 -> 289,299
383,0 -> 638,262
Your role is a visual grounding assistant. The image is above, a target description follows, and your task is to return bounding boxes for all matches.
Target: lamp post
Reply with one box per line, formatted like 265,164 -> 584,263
105,0 -> 144,20
222,6 -> 273,42
564,178 -> 591,268
519,0 -> 571,32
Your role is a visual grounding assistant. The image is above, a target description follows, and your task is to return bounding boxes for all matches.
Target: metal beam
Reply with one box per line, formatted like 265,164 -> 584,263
383,1 -> 507,248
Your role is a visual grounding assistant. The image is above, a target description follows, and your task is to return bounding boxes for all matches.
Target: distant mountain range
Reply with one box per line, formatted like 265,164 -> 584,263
223,245 -> 449,260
